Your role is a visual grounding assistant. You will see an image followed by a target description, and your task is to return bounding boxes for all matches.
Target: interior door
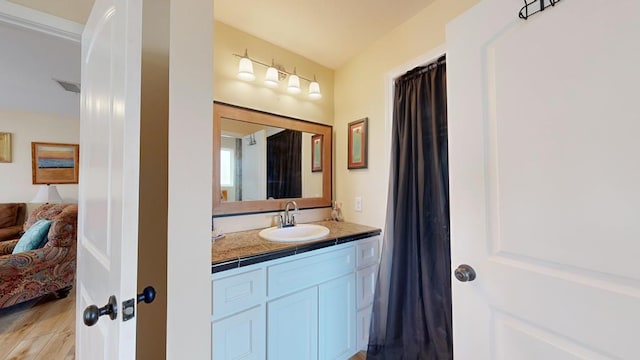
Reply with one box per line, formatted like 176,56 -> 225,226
75,0 -> 142,358
447,0 -> 640,359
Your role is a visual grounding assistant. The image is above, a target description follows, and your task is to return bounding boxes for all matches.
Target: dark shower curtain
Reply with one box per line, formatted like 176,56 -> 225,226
367,56 -> 451,359
266,130 -> 302,199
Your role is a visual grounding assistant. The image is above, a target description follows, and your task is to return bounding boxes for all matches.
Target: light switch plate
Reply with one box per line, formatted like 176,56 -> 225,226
355,196 -> 362,212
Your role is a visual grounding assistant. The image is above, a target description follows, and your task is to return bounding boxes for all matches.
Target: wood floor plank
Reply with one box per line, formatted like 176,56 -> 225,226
350,351 -> 367,360
5,333 -> 54,360
35,331 -> 74,360
0,292 -> 75,360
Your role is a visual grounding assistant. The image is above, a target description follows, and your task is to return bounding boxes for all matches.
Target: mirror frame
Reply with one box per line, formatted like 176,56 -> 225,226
213,102 -> 333,216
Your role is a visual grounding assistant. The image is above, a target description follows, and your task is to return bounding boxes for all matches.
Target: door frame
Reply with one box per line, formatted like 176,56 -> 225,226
166,0 -> 213,358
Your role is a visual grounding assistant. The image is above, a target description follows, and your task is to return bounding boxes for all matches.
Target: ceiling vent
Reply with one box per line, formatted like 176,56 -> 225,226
54,79 -> 81,93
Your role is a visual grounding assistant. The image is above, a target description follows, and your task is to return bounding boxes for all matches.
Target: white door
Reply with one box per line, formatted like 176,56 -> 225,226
447,0 -> 640,359
76,0 -> 142,358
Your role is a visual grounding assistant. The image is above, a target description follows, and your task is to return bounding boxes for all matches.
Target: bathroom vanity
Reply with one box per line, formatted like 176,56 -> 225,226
211,221 -> 381,360
211,102 -> 375,359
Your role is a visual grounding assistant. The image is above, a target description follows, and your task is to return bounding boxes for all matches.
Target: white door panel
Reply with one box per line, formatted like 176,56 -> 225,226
76,0 -> 142,358
447,0 -> 640,358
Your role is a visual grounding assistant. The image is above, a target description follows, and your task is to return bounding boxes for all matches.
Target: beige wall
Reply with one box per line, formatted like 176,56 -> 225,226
334,0 -> 479,228
0,108 -> 79,204
214,21 -> 334,126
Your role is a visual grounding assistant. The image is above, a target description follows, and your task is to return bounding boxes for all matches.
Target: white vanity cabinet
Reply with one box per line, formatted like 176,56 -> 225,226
211,235 -> 380,360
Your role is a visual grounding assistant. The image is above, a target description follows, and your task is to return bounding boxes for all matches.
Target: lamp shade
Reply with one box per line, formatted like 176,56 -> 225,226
237,57 -> 255,81
264,66 -> 279,88
31,184 -> 63,203
308,80 -> 322,99
287,74 -> 301,94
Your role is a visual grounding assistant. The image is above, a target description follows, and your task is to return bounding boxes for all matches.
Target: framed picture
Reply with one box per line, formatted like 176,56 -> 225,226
348,118 -> 368,169
311,134 -> 323,172
31,142 -> 80,184
0,132 -> 11,163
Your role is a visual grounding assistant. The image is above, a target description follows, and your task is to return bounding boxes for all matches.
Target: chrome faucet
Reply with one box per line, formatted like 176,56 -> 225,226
280,200 -> 298,228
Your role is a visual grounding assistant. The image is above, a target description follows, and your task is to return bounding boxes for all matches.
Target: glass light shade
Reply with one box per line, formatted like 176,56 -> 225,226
287,74 -> 301,94
264,66 -> 279,88
237,57 -> 255,81
308,81 -> 322,99
31,184 -> 63,203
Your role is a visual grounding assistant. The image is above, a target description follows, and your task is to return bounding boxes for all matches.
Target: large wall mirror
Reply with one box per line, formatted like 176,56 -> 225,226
213,102 -> 332,216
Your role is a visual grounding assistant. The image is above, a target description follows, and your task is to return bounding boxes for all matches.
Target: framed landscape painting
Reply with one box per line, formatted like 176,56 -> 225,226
31,142 -> 80,184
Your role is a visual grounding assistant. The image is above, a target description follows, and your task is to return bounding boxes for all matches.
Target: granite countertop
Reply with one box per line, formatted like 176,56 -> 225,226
211,221 -> 381,273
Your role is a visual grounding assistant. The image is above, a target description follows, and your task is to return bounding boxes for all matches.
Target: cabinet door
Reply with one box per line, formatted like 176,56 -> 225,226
212,306 -> 265,360
268,287 -> 318,360
319,274 -> 356,360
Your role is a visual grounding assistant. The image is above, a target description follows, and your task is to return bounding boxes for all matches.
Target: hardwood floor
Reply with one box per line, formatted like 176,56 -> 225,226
0,290 -> 366,360
0,292 -> 75,360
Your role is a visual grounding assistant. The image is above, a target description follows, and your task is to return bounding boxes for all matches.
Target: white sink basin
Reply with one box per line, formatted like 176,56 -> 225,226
258,224 -> 330,242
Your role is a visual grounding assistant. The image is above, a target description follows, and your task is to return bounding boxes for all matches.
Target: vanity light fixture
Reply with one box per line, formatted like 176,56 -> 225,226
233,50 -> 322,100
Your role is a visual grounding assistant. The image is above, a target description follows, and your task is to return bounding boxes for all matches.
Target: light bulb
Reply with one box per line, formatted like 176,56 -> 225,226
237,50 -> 255,81
308,80 -> 322,100
287,74 -> 301,94
265,66 -> 279,88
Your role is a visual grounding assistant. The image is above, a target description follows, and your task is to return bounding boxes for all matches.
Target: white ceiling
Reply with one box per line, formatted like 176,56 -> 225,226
0,0 -> 436,117
213,0 -> 436,69
6,0 -> 436,69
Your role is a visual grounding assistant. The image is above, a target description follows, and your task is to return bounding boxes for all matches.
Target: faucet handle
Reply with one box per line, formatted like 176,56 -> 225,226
274,214 -> 283,228
291,214 -> 296,226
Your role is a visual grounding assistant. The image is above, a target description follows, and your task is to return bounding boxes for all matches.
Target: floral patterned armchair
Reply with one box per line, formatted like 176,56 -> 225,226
0,204 -> 77,309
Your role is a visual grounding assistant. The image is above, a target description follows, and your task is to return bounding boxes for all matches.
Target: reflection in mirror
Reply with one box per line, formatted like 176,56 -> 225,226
213,102 -> 332,216
220,119 -> 323,202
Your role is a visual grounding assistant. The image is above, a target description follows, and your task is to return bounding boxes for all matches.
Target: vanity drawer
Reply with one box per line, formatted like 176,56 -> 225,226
212,268 -> 266,320
356,236 -> 380,269
268,246 -> 355,298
